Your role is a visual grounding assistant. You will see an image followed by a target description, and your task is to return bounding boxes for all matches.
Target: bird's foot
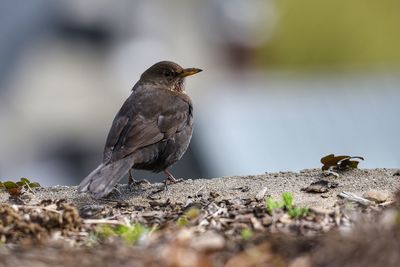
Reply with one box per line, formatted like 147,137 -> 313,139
128,178 -> 151,191
163,170 -> 183,190
109,186 -> 122,197
164,175 -> 183,185
128,169 -> 151,191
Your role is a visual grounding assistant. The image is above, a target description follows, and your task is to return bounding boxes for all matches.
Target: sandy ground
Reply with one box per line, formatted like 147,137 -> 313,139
1,168 -> 399,208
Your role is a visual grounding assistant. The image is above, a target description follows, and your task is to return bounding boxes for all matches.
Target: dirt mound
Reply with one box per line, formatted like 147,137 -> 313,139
0,200 -> 81,245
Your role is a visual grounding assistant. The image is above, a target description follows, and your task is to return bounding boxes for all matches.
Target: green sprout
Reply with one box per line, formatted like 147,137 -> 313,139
176,207 -> 200,227
94,223 -> 148,245
282,192 -> 293,209
176,216 -> 189,227
265,192 -> 308,219
266,197 -> 283,214
0,178 -> 41,196
240,228 -> 253,240
288,206 -> 309,219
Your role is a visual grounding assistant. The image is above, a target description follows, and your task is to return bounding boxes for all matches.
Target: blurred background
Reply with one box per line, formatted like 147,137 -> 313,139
0,0 -> 399,186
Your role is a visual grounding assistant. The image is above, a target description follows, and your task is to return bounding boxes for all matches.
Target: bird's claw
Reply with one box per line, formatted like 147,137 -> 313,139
128,179 -> 151,191
163,176 -> 183,191
110,187 -> 122,196
165,176 -> 183,185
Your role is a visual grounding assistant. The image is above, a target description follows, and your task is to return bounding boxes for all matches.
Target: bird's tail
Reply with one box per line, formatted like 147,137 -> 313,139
78,157 -> 134,199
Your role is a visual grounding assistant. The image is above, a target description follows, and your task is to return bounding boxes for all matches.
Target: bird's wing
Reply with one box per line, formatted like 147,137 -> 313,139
103,86 -> 192,164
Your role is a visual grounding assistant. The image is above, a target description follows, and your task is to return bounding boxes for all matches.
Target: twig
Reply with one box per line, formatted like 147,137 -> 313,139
195,185 -> 205,197
83,219 -> 126,226
378,200 -> 396,208
338,191 -> 372,206
323,170 -> 340,178
13,205 -> 62,214
24,182 -> 35,195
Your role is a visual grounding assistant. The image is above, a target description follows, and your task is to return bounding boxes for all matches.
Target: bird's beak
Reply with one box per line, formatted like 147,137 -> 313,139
179,68 -> 202,78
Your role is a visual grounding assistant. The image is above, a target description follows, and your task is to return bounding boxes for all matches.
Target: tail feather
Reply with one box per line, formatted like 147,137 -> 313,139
78,157 -> 134,199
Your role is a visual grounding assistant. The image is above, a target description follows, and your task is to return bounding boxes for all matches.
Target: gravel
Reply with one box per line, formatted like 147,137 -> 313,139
1,168 -> 398,209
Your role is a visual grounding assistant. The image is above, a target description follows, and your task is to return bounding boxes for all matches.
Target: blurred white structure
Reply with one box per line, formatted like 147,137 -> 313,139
196,72 -> 400,176
0,1 -> 398,185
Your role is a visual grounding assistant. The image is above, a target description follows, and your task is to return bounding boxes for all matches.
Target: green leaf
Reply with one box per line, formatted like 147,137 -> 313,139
240,228 -> 253,240
3,181 -> 19,189
266,197 -> 281,213
288,207 -> 309,218
114,225 -> 129,235
176,216 -> 189,227
20,178 -> 30,184
95,225 -> 117,239
0,182 -> 5,189
185,208 -> 200,220
282,192 -> 293,208
29,182 -> 41,188
116,224 -> 147,245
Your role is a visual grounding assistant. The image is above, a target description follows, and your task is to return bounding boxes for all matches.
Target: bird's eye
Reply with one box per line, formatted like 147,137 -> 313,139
164,70 -> 173,77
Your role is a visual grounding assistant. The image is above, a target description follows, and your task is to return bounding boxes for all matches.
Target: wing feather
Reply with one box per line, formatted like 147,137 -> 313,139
102,85 -> 192,164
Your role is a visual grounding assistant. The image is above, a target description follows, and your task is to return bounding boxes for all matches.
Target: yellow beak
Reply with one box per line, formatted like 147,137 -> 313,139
179,68 -> 203,78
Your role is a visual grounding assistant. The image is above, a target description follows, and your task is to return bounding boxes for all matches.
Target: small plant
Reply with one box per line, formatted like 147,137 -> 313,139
282,192 -> 293,209
265,192 -> 308,219
266,196 -> 283,213
288,206 -> 309,218
240,228 -> 253,240
176,216 -> 189,227
321,154 -> 364,171
0,178 -> 41,196
176,207 -> 200,227
94,223 -> 148,245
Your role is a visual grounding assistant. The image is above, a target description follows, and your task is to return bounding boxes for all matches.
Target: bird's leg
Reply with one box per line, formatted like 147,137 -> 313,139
128,169 -> 134,186
128,169 -> 151,191
110,187 -> 122,196
163,169 -> 183,185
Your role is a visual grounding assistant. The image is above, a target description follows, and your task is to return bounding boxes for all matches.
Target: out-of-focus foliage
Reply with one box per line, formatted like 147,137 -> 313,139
240,228 -> 253,240
265,192 -> 308,218
94,224 -> 148,245
0,178 -> 41,196
258,0 -> 400,69
176,207 -> 201,227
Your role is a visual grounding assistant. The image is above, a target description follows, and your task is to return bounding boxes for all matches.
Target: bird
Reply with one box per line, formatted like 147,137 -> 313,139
78,61 -> 202,199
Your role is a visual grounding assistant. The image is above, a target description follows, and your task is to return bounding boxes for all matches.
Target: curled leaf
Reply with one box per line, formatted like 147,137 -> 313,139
321,154 -> 364,171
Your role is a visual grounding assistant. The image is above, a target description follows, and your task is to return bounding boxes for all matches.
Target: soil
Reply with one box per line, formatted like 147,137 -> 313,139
0,168 -> 399,267
1,168 -> 398,209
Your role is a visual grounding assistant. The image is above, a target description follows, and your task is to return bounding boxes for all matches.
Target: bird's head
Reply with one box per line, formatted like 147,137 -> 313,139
139,61 -> 202,92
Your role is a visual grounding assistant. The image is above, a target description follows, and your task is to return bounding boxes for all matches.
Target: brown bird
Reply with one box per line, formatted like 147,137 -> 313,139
78,61 -> 202,199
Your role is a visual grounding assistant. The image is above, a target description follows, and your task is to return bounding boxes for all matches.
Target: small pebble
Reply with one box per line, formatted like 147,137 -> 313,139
363,190 -> 389,203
